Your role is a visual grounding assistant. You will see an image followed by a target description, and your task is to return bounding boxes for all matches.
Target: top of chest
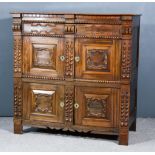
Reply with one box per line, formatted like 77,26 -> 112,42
11,12 -> 140,24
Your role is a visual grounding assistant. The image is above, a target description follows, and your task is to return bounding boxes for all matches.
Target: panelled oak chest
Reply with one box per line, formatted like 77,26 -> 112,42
11,12 -> 140,145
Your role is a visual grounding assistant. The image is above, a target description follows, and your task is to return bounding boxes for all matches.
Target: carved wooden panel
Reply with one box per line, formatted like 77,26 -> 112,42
32,44 -> 56,69
23,23 -> 64,35
23,82 -> 64,123
75,39 -> 120,80
75,86 -> 118,128
85,94 -> 108,118
33,90 -> 55,114
23,37 -> 64,78
76,24 -> 121,38
86,49 -> 109,71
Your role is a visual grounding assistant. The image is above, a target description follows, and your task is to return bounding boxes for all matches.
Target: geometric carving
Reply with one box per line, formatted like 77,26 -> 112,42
121,40 -> 132,79
86,49 -> 109,71
14,36 -> 22,74
14,78 -> 22,118
64,87 -> 74,123
32,44 -> 56,69
23,23 -> 64,35
65,39 -> 74,78
85,94 -> 108,118
65,25 -> 75,34
33,90 -> 54,114
120,88 -> 129,127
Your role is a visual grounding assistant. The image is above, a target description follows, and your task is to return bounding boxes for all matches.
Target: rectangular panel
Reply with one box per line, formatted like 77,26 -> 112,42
23,23 -> 64,35
23,37 -> 64,78
23,82 -> 64,123
75,39 -> 121,80
76,24 -> 121,38
75,86 -> 119,128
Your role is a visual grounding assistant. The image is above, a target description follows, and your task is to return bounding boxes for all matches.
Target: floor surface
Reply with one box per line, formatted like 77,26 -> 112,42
0,117 -> 155,152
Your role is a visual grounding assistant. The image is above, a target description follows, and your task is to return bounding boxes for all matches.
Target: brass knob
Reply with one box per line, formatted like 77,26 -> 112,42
74,103 -> 79,109
75,56 -> 80,62
60,55 -> 65,62
60,101 -> 64,108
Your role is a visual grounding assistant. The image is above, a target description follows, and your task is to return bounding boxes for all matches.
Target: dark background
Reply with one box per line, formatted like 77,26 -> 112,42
0,2 -> 155,117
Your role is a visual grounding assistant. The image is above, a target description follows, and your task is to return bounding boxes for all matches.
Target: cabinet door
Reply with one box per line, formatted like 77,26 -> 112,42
74,86 -> 118,128
23,36 -> 64,78
75,39 -> 120,80
23,82 -> 64,123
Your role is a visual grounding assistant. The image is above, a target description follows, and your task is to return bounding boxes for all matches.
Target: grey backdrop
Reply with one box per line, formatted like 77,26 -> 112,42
0,2 -> 155,117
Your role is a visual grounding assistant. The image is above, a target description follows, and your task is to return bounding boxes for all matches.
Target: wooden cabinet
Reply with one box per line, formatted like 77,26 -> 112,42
12,13 -> 140,145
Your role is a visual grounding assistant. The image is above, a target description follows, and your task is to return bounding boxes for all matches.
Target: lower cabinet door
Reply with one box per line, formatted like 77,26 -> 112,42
74,86 -> 118,128
23,82 -> 64,123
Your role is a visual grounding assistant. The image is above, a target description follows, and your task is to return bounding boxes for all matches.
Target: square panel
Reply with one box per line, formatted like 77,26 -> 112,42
85,94 -> 109,119
32,90 -> 55,114
86,49 -> 110,72
32,44 -> 56,69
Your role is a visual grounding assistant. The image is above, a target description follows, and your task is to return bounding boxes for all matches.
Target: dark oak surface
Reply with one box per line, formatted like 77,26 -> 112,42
12,12 -> 140,145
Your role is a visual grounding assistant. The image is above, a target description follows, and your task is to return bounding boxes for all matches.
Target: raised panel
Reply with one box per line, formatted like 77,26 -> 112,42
23,37 -> 64,78
32,44 -> 56,69
86,49 -> 109,72
76,24 -> 121,38
75,86 -> 118,128
23,82 -> 64,123
75,39 -> 121,80
23,23 -> 64,35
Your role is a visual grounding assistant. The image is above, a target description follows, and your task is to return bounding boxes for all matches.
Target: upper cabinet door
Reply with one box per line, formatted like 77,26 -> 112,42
75,38 -> 121,81
23,36 -> 64,78
75,24 -> 121,81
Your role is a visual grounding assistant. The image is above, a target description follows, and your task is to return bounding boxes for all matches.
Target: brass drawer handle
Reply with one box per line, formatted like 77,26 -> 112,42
75,56 -> 80,62
60,55 -> 65,62
74,103 -> 79,109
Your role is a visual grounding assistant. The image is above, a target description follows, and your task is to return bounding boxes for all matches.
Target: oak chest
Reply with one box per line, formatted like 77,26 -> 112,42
12,12 -> 140,145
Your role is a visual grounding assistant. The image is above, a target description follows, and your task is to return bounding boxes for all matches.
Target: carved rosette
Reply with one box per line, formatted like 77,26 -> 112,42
121,40 -> 132,79
64,87 -> 74,124
14,78 -> 22,119
120,86 -> 130,127
64,39 -> 74,78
